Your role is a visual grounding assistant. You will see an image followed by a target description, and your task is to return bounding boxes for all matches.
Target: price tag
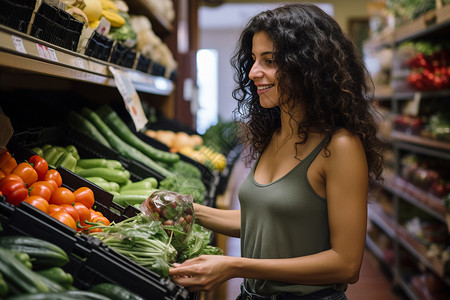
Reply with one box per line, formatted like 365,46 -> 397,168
74,57 -> 85,69
404,92 -> 421,116
12,36 -> 26,54
36,44 -> 58,62
109,66 -> 147,131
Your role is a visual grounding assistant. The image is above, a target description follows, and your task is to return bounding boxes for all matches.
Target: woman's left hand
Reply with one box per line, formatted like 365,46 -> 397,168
169,255 -> 237,292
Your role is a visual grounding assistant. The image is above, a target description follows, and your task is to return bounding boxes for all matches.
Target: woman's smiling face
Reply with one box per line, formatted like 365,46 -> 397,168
249,31 -> 281,108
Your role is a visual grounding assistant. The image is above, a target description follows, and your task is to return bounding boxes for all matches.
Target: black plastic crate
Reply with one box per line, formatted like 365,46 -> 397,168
136,53 -> 152,73
109,41 -> 137,68
29,1 -> 83,51
151,61 -> 166,77
0,196 -> 196,300
0,0 -> 36,33
8,126 -> 166,183
84,30 -> 114,61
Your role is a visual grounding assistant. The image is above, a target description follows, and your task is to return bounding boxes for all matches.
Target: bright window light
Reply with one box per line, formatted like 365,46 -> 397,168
196,49 -> 218,134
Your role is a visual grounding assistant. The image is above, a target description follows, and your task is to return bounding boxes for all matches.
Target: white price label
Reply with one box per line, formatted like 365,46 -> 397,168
36,44 -> 58,62
109,66 -> 147,131
75,57 -> 85,69
12,36 -> 26,54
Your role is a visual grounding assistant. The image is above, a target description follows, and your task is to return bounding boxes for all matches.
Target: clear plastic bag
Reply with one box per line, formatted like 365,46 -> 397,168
140,190 -> 195,251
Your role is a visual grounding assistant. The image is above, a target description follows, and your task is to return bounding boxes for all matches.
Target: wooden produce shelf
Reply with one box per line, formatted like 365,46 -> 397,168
0,25 -> 173,96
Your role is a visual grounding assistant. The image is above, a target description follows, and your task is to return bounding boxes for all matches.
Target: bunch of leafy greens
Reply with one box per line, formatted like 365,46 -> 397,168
90,214 -> 223,278
177,223 -> 223,262
90,214 -> 177,277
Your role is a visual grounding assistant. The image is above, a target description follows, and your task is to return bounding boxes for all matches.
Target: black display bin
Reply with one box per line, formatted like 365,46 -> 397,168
30,1 -> 83,51
0,144 -> 197,299
109,41 -> 137,69
0,0 -> 36,33
84,30 -> 114,61
8,125 -> 166,183
0,195 -> 196,300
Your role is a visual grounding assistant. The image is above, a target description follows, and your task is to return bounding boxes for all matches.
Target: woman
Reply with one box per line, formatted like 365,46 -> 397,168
169,3 -> 385,299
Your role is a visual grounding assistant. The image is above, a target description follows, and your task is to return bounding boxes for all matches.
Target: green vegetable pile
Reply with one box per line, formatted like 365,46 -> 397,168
90,213 -> 222,278
0,235 -> 142,299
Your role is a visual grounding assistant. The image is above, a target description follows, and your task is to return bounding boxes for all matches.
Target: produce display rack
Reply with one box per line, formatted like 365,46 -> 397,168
365,2 -> 450,298
0,143 -> 198,299
0,24 -> 174,96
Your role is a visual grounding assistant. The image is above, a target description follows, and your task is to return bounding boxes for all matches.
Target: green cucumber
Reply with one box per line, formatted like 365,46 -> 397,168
0,247 -> 49,294
34,272 -> 66,292
37,267 -> 73,287
120,178 -> 158,191
119,189 -> 157,196
5,290 -> 112,300
67,111 -> 111,148
75,167 -> 130,185
112,194 -> 148,206
77,158 -> 123,170
0,272 -> 8,298
0,236 -> 69,269
90,282 -> 145,300
81,107 -> 174,178
97,105 -> 179,164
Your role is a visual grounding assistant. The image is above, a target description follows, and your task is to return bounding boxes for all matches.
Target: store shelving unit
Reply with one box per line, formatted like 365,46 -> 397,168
365,3 -> 450,299
0,1 -> 204,299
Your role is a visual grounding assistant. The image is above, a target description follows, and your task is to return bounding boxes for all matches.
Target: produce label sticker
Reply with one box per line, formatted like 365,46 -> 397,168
12,36 -> 26,54
109,66 -> 147,131
36,44 -> 58,62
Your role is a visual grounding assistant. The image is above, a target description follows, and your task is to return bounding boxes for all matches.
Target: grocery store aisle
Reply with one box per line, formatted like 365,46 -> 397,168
212,157 -> 405,300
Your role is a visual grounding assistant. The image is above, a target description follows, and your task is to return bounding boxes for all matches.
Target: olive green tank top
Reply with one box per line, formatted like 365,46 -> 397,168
238,134 -> 347,296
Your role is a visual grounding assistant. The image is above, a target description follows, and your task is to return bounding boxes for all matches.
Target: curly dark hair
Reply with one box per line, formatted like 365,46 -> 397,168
230,3 -> 385,192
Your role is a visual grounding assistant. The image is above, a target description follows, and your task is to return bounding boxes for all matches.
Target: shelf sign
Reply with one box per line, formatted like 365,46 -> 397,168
109,66 -> 147,131
11,36 -> 26,54
36,44 -> 58,62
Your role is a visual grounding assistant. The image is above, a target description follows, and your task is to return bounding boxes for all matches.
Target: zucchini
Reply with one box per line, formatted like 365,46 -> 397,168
34,272 -> 66,292
0,247 -> 49,294
77,158 -> 123,170
90,282 -> 145,300
37,267 -> 73,287
97,105 -> 180,164
75,167 -> 130,185
112,194 -> 148,206
67,111 -> 111,148
120,177 -> 158,191
119,189 -> 157,196
5,290 -> 111,300
0,272 -> 8,298
0,236 -> 69,269
81,107 -> 174,178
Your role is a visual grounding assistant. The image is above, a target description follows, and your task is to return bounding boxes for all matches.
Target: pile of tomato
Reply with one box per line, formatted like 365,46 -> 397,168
0,149 -> 110,233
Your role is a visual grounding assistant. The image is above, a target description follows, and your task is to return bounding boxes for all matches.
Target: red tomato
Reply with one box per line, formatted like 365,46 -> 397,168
28,155 -> 48,181
0,170 -> 5,181
73,187 -> 95,209
1,180 -> 28,206
73,202 -> 91,227
44,179 -> 58,194
44,169 -> 62,187
28,181 -> 53,201
48,204 -> 63,215
59,204 -> 80,222
0,174 -> 24,189
49,187 -> 75,206
11,162 -> 38,187
91,213 -> 110,226
50,210 -> 77,230
24,195 -> 49,213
